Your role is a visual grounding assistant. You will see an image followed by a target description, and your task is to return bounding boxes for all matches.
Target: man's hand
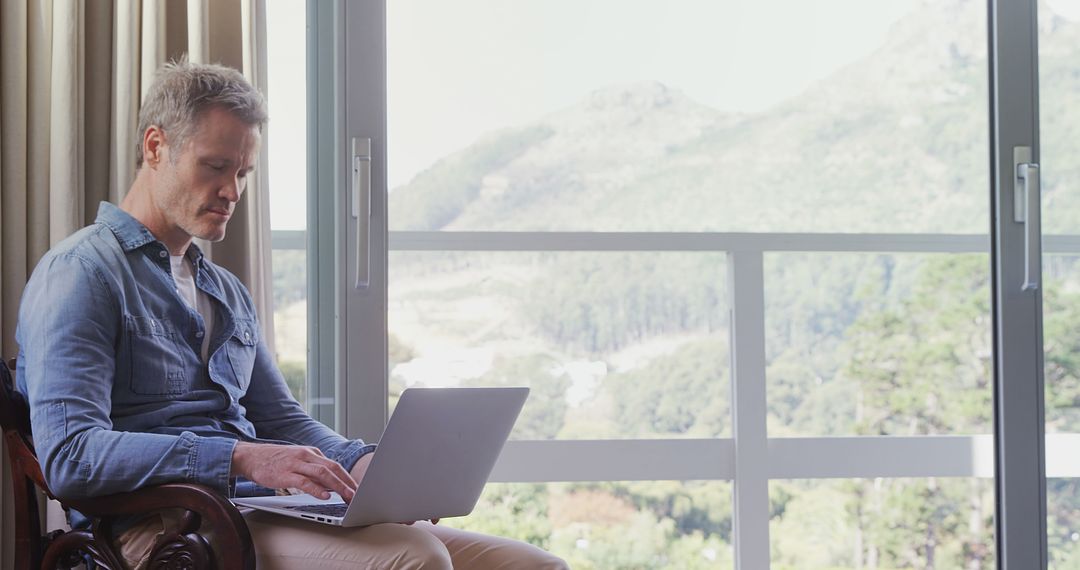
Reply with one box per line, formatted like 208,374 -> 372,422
231,442 -> 357,502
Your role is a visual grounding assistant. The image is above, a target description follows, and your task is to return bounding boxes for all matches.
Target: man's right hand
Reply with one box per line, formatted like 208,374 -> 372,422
230,442 -> 358,502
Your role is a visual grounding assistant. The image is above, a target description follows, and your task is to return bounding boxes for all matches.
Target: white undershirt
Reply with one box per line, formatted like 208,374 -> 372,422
170,255 -> 214,362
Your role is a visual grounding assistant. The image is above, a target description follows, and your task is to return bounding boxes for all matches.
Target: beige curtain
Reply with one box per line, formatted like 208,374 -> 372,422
0,0 -> 273,565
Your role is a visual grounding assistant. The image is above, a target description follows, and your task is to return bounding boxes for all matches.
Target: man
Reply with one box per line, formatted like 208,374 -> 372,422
16,59 -> 567,569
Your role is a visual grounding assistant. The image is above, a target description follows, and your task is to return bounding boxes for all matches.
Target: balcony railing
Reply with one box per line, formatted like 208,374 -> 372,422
270,229 -> 1080,482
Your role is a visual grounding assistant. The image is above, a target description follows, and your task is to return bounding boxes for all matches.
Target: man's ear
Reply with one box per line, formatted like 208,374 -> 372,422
143,125 -> 167,168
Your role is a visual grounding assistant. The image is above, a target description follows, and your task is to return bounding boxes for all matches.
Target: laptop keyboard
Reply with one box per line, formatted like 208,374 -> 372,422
284,503 -> 348,517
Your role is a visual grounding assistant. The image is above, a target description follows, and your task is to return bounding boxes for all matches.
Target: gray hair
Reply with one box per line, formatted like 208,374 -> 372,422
136,58 -> 268,168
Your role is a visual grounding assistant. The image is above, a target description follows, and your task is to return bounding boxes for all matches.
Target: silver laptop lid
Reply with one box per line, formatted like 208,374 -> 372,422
344,386 -> 529,526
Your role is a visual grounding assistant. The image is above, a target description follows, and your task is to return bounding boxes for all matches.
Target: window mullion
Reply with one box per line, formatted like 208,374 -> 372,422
729,250 -> 771,569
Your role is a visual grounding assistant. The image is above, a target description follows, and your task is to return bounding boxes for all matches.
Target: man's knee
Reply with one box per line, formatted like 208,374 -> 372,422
391,525 -> 453,570
407,545 -> 454,570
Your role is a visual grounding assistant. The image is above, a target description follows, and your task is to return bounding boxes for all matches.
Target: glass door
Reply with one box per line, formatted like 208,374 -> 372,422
1040,1 -> 1080,568
330,0 -> 1053,566
378,0 -> 1001,567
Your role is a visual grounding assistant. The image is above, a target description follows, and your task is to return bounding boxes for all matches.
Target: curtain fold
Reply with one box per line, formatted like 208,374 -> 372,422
49,1 -> 85,242
0,0 -> 274,563
111,0 -> 140,199
86,0 -> 116,207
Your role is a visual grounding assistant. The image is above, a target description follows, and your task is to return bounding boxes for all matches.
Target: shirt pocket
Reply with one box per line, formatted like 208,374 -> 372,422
126,315 -> 187,396
226,319 -> 259,392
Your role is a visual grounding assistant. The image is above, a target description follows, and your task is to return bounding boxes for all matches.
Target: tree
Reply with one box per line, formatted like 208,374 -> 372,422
835,255 -> 994,569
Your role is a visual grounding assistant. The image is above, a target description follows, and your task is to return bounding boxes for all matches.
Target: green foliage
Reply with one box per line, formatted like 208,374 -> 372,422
465,353 -> 570,440
443,482 -> 734,568
772,478 -> 994,570
1044,280 -> 1080,431
524,253 -> 727,354
441,484 -> 554,547
388,333 -> 416,369
389,125 -> 555,230
271,250 -> 306,309
547,483 -> 734,570
605,336 -> 730,437
770,481 -> 856,568
1049,479 -> 1080,569
764,255 -> 998,569
763,253 -> 912,435
843,255 -> 992,436
612,481 -> 733,540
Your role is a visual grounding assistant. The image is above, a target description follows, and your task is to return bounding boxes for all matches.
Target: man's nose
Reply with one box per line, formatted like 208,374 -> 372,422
220,178 -> 243,202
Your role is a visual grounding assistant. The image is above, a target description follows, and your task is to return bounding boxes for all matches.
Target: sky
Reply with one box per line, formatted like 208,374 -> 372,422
385,0 -> 919,191
266,0 -> 1080,231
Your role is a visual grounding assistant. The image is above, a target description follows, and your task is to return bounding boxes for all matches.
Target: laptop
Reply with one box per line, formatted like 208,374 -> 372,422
232,386 -> 528,527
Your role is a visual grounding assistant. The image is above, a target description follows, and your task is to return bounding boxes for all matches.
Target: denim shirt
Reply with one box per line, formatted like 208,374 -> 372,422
15,202 -> 374,503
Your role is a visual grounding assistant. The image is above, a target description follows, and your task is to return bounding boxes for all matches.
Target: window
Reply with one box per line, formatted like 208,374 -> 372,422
320,0 -> 1059,566
265,1 -> 309,407
1041,1 -> 1080,566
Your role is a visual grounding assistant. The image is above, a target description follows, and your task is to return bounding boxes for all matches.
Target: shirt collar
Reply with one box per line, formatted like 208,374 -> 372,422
94,201 -> 205,265
96,202 -> 157,252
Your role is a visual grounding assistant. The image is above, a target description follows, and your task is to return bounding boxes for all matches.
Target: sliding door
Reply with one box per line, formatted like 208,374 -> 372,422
321,0 -> 1052,566
1038,1 -> 1080,568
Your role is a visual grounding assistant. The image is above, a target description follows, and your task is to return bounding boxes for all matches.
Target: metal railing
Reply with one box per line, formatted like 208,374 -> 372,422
270,228 -> 1080,483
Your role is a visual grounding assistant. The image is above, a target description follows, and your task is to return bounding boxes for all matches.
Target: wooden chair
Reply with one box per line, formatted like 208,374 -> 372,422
1,359 -> 255,569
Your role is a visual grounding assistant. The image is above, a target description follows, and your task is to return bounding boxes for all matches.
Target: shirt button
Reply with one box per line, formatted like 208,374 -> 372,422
195,331 -> 205,338
244,331 -> 251,342
158,250 -> 167,258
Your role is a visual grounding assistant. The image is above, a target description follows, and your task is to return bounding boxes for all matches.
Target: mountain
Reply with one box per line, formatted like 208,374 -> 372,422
389,0 -> 1080,234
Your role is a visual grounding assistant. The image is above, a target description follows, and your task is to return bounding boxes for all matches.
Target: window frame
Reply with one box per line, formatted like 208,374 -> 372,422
295,0 -> 1056,566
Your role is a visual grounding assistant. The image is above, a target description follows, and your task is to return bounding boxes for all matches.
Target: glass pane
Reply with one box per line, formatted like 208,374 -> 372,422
389,251 -> 730,439
266,2 -> 308,406
766,253 -> 993,437
770,479 -> 995,569
1044,255 -> 1080,433
1039,0 -> 1080,235
387,0 -> 987,232
1041,2 -> 1080,565
271,249 -> 307,404
443,481 -> 733,569
1044,256 -> 1080,569
1049,478 -> 1080,569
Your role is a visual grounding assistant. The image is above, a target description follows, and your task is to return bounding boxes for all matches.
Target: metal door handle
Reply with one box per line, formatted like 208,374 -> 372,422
352,138 -> 372,290
1014,146 -> 1040,292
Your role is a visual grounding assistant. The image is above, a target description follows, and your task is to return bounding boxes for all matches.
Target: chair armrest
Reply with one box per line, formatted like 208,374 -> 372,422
63,483 -> 254,569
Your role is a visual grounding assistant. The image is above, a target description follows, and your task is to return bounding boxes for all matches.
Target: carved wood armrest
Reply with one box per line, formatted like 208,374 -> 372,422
61,483 -> 254,569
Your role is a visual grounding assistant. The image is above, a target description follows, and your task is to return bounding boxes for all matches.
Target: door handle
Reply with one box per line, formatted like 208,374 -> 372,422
1014,146 -> 1040,292
352,138 -> 372,290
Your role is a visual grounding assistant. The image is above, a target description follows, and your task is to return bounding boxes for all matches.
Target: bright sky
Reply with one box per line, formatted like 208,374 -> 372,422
265,0 -> 307,231
385,0 -> 919,191
266,0 -> 1080,231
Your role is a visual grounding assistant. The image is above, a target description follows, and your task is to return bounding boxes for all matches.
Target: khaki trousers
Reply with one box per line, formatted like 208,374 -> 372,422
116,508 -> 569,569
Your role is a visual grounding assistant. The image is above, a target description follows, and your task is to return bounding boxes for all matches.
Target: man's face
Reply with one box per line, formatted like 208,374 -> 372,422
153,106 -> 260,244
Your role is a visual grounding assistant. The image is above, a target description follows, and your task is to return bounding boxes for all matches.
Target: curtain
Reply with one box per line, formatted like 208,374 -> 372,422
0,0 -> 272,565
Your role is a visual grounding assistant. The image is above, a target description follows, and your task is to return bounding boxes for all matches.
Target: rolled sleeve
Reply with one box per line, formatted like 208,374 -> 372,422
333,441 -> 378,472
191,434 -> 239,492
